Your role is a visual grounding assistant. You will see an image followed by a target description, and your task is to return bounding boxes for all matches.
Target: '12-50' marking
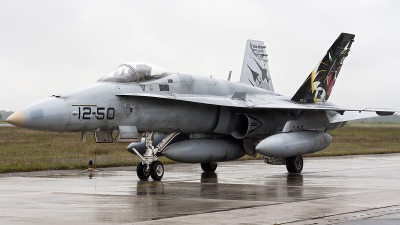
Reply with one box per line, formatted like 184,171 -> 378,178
77,107 -> 115,120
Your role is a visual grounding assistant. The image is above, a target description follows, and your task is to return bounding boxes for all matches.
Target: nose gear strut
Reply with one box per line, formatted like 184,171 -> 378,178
132,131 -> 179,180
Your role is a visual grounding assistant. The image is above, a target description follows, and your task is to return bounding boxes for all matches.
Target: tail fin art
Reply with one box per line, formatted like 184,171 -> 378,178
292,33 -> 355,103
239,40 -> 274,92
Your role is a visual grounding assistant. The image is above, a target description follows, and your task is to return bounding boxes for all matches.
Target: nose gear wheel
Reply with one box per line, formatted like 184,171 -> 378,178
150,161 -> 164,180
137,163 -> 150,180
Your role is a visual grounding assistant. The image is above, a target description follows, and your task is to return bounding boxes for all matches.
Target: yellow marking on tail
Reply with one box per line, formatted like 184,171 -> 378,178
311,70 -> 316,103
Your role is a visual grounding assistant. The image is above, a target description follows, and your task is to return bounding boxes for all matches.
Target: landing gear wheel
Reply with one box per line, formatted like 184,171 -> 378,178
137,163 -> 150,180
150,161 -> 164,180
201,163 -> 218,172
286,155 -> 303,173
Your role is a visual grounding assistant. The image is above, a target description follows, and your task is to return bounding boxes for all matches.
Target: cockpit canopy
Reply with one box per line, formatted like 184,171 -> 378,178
98,62 -> 173,83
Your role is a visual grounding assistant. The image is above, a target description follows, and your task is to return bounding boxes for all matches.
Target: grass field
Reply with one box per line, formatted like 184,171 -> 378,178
308,124 -> 400,156
1,124 -> 400,173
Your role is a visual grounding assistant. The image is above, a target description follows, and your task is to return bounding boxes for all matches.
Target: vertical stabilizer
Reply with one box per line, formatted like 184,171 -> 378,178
240,40 -> 274,92
292,33 -> 355,103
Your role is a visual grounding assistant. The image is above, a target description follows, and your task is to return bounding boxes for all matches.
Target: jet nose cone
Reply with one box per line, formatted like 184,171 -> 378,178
6,111 -> 26,127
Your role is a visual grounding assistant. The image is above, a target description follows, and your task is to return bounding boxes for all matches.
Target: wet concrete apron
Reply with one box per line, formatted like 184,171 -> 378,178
1,154 -> 400,224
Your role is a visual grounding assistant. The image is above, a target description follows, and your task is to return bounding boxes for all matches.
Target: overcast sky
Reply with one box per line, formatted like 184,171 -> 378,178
1,0 -> 400,111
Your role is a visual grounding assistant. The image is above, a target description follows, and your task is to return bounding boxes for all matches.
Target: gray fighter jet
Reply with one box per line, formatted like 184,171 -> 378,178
7,33 -> 398,180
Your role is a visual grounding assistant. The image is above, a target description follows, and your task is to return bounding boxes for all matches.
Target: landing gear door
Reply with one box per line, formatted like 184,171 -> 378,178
116,125 -> 143,143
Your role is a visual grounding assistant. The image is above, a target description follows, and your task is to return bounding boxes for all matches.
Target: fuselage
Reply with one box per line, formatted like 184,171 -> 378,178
9,72 -> 342,139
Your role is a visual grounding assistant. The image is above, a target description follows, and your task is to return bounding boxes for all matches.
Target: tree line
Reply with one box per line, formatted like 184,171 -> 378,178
0,110 -> 14,120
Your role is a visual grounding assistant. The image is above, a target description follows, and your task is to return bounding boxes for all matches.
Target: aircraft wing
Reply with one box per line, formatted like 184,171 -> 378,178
117,93 -> 398,116
117,93 -> 254,108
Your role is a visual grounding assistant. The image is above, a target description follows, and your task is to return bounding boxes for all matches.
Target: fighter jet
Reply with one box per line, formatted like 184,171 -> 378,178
7,33 -> 398,180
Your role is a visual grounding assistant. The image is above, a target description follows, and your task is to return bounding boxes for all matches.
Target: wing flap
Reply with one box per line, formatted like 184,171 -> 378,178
253,103 -> 364,111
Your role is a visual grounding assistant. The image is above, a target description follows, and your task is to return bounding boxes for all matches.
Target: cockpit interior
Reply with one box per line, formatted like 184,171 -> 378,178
99,62 -> 173,83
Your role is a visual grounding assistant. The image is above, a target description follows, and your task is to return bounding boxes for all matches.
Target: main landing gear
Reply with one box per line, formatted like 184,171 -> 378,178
286,155 -> 303,173
132,131 -> 179,180
263,155 -> 304,174
201,163 -> 218,172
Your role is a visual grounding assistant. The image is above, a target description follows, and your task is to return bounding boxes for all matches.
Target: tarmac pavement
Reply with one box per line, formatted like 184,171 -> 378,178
1,154 -> 400,224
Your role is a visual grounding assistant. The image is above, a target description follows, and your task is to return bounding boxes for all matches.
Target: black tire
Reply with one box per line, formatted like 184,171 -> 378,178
286,155 -> 303,173
201,163 -> 218,172
137,163 -> 150,180
150,161 -> 164,180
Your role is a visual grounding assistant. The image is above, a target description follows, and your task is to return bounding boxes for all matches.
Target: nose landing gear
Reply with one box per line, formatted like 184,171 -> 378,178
150,161 -> 164,180
132,131 -> 179,180
137,161 -> 165,180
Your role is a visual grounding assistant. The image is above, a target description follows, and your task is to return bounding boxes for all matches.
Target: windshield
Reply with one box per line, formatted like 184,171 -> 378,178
98,62 -> 172,83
